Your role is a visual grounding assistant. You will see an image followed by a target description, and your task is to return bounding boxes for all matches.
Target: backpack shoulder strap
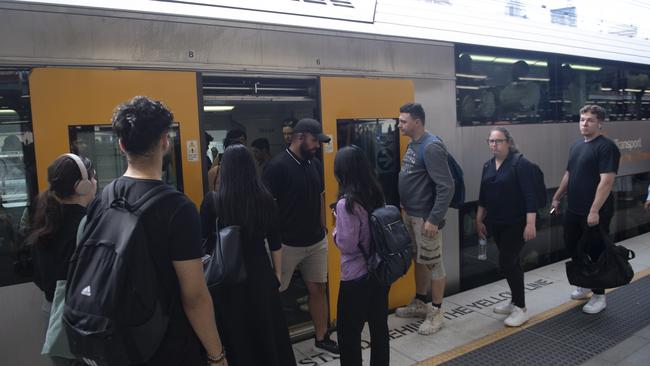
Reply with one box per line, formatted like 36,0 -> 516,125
76,215 -> 87,247
417,133 -> 440,162
132,184 -> 180,214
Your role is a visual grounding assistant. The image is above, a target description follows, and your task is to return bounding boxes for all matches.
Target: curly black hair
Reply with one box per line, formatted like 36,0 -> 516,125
112,96 -> 173,155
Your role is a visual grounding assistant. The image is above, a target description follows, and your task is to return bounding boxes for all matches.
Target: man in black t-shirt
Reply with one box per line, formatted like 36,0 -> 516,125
90,97 -> 226,365
262,118 -> 339,355
551,104 -> 620,315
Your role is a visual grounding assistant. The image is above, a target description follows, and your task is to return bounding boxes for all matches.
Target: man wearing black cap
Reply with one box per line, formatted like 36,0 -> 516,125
262,118 -> 339,355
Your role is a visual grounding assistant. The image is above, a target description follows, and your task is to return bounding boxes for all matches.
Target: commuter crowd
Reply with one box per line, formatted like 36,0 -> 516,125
28,96 -> 625,366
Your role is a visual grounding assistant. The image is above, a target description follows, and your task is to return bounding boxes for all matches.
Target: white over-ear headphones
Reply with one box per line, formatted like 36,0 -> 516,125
61,153 -> 93,195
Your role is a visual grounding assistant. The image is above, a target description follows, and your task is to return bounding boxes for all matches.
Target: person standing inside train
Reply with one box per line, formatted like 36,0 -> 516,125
201,144 -> 295,366
332,146 -> 389,366
28,154 -> 97,366
475,127 -> 537,327
551,104 -> 620,314
262,118 -> 339,354
394,103 -> 454,335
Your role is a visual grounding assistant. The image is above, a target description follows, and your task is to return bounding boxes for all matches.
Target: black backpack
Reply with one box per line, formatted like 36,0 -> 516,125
418,134 -> 466,209
63,181 -> 180,366
357,205 -> 412,286
511,153 -> 547,209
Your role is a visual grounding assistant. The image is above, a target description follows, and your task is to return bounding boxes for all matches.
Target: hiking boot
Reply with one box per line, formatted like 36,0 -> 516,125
504,306 -> 529,327
395,298 -> 428,318
417,306 -> 444,335
314,335 -> 339,355
493,302 -> 514,315
583,294 -> 606,314
570,287 -> 592,300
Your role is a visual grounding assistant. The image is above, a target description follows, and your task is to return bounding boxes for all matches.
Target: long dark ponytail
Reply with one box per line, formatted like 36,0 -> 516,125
26,155 -> 93,247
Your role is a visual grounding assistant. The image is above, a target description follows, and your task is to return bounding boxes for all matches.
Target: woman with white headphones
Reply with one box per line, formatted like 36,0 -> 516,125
27,153 -> 96,366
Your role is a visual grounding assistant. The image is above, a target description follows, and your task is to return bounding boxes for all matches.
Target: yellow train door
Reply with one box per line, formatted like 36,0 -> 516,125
319,76 -> 415,322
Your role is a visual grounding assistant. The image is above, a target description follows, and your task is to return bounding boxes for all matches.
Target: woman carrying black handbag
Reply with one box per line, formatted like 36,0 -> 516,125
200,144 -> 296,366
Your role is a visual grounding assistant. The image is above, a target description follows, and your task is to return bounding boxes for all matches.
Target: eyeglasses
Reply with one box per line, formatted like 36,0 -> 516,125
486,139 -> 507,145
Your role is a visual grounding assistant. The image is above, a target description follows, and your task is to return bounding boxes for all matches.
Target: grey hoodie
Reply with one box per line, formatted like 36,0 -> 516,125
398,132 -> 454,228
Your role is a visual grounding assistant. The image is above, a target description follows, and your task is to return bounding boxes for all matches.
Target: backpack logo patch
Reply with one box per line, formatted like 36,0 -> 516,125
81,285 -> 92,297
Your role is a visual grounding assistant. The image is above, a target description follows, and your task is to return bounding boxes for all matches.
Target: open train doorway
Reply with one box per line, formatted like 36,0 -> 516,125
199,74 -> 321,340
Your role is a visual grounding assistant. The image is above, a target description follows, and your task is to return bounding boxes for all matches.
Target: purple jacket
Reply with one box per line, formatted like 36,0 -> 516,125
333,198 -> 370,281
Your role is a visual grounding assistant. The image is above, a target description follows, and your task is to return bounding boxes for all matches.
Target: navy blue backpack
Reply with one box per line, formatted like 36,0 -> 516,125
418,134 -> 466,209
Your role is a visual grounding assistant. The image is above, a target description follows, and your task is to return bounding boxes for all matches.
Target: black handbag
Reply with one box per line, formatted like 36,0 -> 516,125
203,218 -> 246,287
565,224 -> 635,289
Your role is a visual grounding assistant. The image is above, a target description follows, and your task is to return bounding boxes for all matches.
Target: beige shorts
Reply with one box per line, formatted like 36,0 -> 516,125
403,214 -> 446,279
279,237 -> 328,292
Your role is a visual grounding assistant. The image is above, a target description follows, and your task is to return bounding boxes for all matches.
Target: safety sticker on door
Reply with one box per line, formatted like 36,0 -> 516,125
187,140 -> 199,162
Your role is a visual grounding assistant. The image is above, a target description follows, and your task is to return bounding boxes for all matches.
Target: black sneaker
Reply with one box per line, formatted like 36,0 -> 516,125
314,336 -> 339,355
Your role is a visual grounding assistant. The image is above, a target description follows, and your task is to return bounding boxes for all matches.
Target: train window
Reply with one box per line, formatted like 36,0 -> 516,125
456,48 -> 552,125
0,70 -> 38,287
337,118 -> 401,206
556,60 -> 620,122
68,124 -> 184,192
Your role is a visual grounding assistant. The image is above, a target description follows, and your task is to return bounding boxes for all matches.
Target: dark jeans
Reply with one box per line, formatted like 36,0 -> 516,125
563,212 -> 613,295
337,275 -> 390,366
492,222 -> 527,308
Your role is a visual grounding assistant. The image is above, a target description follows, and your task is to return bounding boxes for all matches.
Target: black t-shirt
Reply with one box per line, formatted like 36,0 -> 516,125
262,149 -> 325,247
86,176 -> 204,366
566,135 -> 620,217
32,204 -> 86,302
478,152 -> 537,225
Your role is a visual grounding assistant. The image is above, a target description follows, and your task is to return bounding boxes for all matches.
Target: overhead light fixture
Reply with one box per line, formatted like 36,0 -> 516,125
455,73 -> 488,79
519,77 -> 550,82
625,88 -> 643,93
563,63 -> 602,71
468,54 -> 548,67
203,106 -> 235,112
0,109 -> 17,115
600,87 -> 612,91
456,85 -> 480,90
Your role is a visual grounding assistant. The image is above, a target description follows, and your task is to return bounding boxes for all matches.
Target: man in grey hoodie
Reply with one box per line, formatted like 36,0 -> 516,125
395,102 -> 454,335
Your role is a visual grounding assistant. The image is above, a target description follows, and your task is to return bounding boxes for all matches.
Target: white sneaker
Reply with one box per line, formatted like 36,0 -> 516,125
418,306 -> 444,335
504,306 -> 529,327
571,287 -> 592,300
493,302 -> 514,315
582,295 -> 606,314
395,299 -> 428,318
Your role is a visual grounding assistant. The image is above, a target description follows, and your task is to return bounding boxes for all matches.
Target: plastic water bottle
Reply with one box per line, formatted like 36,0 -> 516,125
478,237 -> 488,260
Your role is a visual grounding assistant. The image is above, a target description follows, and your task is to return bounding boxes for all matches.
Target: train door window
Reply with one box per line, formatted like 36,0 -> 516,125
68,124 -> 184,192
336,118 -> 401,206
200,74 -> 319,338
0,70 -> 38,287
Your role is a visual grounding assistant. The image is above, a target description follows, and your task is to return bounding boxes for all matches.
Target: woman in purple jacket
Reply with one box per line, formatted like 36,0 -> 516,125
333,146 -> 388,366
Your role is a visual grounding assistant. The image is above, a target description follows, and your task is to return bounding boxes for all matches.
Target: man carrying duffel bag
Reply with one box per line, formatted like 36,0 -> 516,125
551,104 -> 623,315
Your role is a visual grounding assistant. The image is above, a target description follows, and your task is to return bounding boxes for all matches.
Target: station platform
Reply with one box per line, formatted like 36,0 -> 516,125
292,232 -> 650,366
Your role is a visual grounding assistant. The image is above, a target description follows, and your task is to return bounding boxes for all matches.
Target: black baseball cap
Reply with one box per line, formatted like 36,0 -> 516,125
293,118 -> 331,143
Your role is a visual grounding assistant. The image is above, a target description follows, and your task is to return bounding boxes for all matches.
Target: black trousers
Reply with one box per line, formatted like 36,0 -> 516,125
492,222 -> 526,308
337,275 -> 390,366
563,212 -> 612,295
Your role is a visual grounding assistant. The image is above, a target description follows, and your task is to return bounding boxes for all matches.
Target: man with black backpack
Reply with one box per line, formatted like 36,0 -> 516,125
64,97 -> 227,366
394,103 -> 455,335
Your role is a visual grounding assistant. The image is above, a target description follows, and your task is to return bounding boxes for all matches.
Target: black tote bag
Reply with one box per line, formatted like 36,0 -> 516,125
565,224 -> 635,290
203,218 -> 247,288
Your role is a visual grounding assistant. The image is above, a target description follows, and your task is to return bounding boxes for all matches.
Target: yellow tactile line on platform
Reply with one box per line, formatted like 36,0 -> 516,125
417,267 -> 650,366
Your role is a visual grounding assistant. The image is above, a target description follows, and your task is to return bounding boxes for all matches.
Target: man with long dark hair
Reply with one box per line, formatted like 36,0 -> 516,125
262,118 -> 339,354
